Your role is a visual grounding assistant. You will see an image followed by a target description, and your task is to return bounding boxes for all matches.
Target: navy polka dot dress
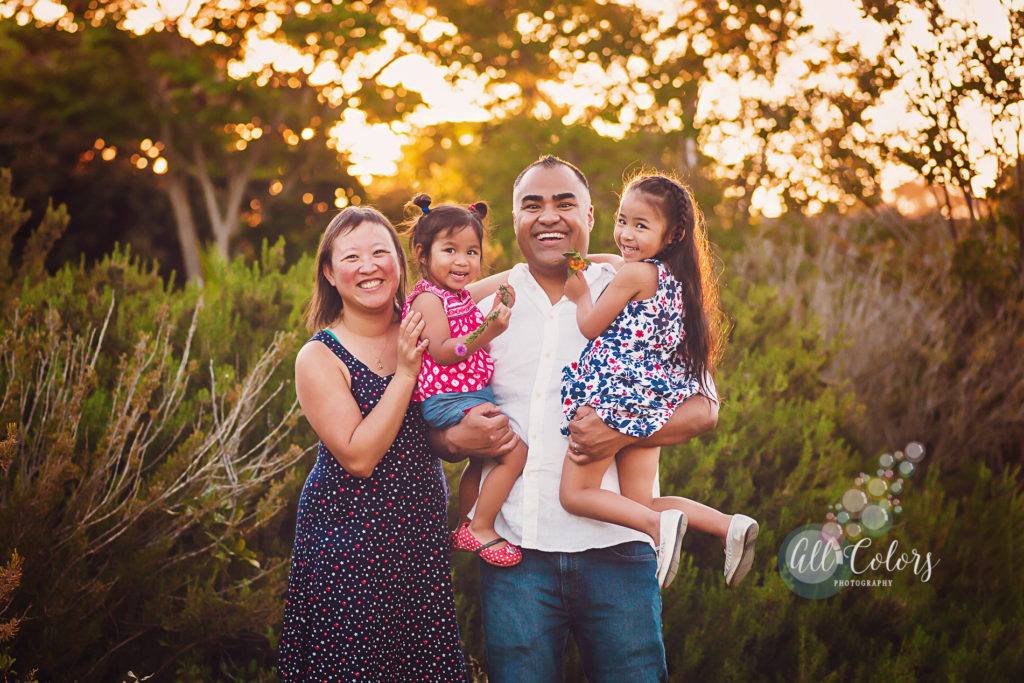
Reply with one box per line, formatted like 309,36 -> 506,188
278,331 -> 467,682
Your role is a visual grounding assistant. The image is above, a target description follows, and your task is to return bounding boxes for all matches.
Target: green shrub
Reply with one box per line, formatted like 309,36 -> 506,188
0,170 -> 315,680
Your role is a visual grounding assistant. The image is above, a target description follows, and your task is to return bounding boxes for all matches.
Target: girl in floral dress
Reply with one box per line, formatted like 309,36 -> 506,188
560,173 -> 759,589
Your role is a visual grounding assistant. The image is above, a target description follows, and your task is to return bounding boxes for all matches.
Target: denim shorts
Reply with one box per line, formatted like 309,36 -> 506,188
420,386 -> 495,429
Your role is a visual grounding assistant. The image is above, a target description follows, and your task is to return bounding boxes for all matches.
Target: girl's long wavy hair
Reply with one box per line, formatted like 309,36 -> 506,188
624,173 -> 726,390
304,206 -> 408,332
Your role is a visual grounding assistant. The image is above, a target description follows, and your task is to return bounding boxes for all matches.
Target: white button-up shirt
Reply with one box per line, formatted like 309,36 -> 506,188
476,262 -> 660,551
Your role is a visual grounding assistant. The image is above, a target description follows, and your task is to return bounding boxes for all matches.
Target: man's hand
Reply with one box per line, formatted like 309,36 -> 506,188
566,406 -> 636,464
432,402 -> 519,462
567,394 -> 720,463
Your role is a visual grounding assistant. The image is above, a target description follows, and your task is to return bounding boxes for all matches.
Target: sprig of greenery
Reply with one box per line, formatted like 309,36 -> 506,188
457,285 -> 512,355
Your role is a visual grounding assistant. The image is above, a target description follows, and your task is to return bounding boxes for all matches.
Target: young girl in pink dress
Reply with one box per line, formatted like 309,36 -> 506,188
402,194 -> 527,567
560,173 -> 759,589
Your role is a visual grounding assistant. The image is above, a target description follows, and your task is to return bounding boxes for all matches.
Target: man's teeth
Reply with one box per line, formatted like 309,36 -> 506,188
537,232 -> 565,241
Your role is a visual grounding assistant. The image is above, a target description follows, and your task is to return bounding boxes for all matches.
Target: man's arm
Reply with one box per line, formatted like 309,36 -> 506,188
566,394 -> 719,464
428,402 -> 521,463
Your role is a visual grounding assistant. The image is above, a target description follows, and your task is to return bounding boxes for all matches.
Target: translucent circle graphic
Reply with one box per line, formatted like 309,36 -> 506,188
845,522 -> 863,539
866,477 -> 888,498
890,479 -> 904,495
898,461 -> 916,477
879,453 -> 894,468
905,441 -> 926,463
841,488 -> 869,514
778,524 -> 851,599
837,510 -> 851,524
821,521 -> 844,547
861,504 -> 891,536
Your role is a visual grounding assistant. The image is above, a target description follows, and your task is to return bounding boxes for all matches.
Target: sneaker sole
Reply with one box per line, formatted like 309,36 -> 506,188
661,514 -> 688,589
725,521 -> 759,587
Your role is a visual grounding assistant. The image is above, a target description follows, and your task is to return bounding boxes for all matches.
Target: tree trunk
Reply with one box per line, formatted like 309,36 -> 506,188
165,174 -> 203,283
193,142 -> 259,261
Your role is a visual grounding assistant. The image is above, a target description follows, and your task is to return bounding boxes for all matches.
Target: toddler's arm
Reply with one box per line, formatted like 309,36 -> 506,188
409,291 -> 511,366
468,270 -> 510,302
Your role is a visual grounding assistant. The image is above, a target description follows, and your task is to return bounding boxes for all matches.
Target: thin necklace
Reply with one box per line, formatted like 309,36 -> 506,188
333,321 -> 389,372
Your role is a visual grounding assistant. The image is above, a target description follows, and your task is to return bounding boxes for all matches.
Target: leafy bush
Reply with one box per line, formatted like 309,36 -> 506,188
0,169 -> 315,680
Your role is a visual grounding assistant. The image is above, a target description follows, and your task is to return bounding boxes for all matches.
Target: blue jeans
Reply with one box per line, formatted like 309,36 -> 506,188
479,542 -> 667,682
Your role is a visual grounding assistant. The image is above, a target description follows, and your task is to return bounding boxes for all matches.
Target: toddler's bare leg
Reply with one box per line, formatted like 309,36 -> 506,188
458,459 -> 482,525
467,440 -> 528,546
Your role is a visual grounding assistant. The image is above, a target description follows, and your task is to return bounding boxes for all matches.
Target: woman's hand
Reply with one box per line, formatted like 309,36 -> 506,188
564,270 -> 588,303
396,311 -> 428,381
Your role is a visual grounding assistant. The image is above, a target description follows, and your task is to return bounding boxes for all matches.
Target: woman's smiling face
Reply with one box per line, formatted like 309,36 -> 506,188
324,220 -> 403,313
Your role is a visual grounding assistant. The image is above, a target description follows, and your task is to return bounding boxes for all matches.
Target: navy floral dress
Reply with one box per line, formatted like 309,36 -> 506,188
561,259 -> 701,438
278,331 -> 466,682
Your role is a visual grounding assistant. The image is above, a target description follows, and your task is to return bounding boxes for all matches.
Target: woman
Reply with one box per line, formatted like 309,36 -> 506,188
278,206 -> 467,681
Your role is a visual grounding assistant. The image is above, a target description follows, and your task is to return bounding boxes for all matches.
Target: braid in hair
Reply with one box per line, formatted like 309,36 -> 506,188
623,173 -> 725,391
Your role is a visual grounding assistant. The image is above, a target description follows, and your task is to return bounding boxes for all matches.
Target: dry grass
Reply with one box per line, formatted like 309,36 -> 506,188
731,211 -> 1024,469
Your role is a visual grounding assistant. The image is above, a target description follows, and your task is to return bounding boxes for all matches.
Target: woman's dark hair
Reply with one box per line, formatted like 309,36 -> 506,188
623,173 -> 726,388
304,206 -> 408,332
404,193 -> 488,277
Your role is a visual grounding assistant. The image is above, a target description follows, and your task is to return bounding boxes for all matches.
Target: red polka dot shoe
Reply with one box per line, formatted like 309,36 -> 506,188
451,522 -> 522,567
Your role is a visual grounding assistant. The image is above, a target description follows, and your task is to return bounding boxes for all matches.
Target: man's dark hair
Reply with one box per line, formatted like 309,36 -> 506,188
513,154 -> 590,192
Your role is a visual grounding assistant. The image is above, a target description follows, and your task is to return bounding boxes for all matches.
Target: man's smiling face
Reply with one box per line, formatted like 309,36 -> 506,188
512,164 -> 594,279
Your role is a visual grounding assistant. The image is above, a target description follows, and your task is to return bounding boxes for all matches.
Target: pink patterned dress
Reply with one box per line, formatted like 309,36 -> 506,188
402,280 -> 494,402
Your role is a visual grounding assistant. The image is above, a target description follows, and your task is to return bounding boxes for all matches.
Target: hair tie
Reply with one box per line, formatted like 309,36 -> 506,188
420,205 -> 430,214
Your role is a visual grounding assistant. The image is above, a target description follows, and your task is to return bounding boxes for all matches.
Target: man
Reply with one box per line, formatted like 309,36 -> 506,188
434,155 -> 719,681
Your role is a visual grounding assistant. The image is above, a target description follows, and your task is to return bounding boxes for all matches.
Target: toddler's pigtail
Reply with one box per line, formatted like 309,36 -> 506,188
468,201 -> 489,220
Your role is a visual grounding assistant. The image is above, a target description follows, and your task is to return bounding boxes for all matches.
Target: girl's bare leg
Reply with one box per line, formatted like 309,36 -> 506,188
458,459 -> 482,525
467,440 -> 528,546
616,444 -> 732,543
559,446 -> 662,543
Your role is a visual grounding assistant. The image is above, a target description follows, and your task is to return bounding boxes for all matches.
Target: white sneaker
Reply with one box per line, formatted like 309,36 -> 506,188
724,514 -> 759,587
656,510 -> 688,589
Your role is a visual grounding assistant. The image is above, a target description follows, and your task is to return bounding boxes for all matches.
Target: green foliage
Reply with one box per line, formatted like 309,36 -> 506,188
0,175 -> 318,680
